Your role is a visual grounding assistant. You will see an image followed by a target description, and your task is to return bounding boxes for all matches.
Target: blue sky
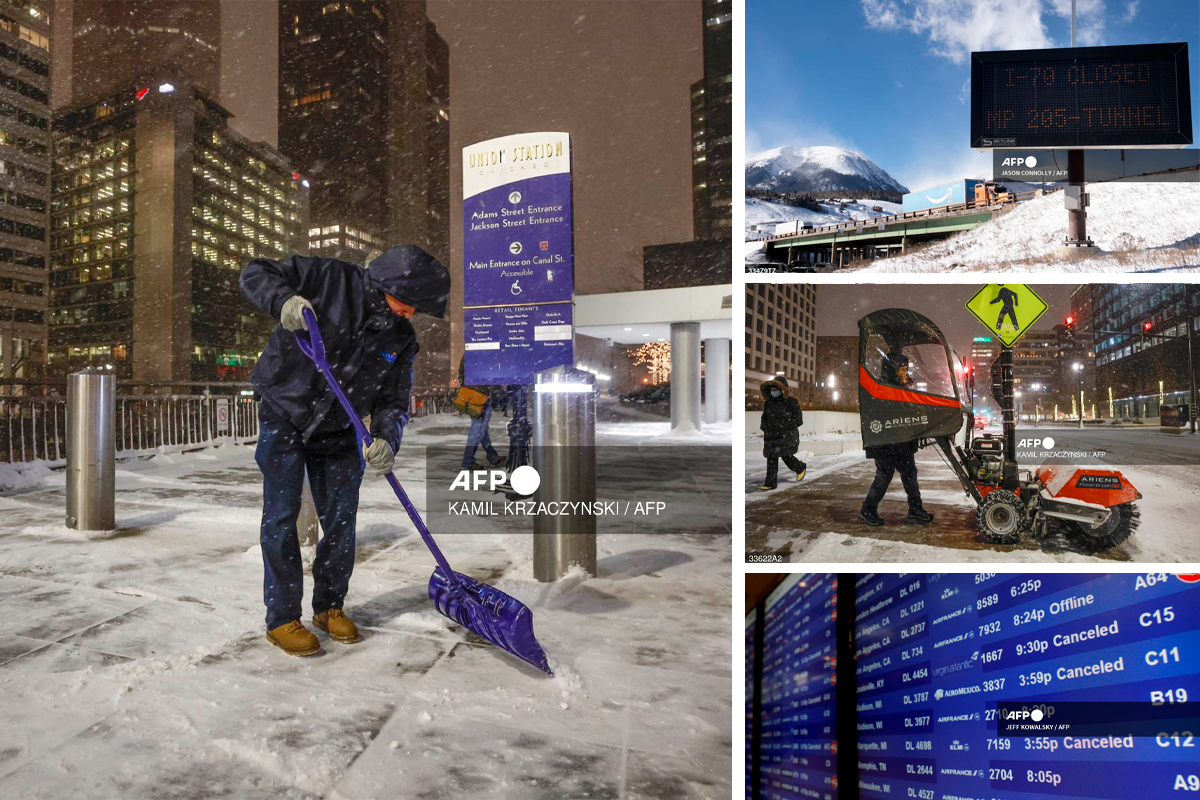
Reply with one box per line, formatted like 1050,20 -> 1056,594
746,0 -> 1199,191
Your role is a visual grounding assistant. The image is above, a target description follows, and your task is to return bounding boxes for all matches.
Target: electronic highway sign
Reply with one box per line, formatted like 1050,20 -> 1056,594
972,43 -> 1193,150
855,572 -> 1200,800
760,573 -> 839,800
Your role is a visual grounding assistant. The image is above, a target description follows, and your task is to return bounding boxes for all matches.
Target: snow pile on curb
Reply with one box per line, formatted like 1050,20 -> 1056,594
857,181 -> 1199,273
0,460 -> 54,492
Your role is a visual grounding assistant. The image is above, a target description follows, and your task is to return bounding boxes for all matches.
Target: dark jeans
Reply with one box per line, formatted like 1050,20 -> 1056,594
763,454 -> 806,488
461,402 -> 501,468
861,451 -> 923,515
255,402 -> 364,630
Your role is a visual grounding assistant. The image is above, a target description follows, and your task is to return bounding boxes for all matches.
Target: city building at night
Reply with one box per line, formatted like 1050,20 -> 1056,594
745,282 -> 816,393
691,0 -> 731,241
69,0 -> 221,104
279,0 -> 450,391
814,335 -> 857,408
642,0 -> 732,289
279,0 -> 447,264
1089,283 -> 1199,418
49,74 -> 308,382
0,0 -> 50,380
1011,330 -> 1057,418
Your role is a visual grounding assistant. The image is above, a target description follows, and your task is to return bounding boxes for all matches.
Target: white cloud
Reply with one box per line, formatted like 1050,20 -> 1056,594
1121,0 -> 1139,23
745,118 -> 864,160
862,0 -> 905,29
896,147 -> 995,194
897,81 -> 905,87
959,78 -> 970,104
860,0 -> 1111,63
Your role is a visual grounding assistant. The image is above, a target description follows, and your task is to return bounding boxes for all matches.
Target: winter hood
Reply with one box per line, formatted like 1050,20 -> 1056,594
367,245 -> 450,319
760,378 -> 790,399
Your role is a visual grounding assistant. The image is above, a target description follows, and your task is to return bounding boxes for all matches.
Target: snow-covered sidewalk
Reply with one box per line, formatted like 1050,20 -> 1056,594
0,412 -> 732,799
745,432 -> 1200,563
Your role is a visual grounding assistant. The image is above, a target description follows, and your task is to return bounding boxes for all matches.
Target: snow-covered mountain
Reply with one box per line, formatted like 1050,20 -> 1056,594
746,145 -> 908,193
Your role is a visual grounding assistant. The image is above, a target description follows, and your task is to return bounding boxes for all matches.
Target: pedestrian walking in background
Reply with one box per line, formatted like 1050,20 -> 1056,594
758,376 -> 807,490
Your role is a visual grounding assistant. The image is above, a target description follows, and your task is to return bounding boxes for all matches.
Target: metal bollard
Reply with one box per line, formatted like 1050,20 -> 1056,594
532,365 -> 597,581
66,367 -> 116,530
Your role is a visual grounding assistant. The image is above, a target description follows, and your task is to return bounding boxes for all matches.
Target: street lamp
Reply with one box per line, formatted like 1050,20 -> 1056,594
1073,362 -> 1084,427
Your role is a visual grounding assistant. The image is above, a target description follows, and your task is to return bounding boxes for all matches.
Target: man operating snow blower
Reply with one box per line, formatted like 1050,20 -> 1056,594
240,247 -> 450,656
859,352 -> 934,527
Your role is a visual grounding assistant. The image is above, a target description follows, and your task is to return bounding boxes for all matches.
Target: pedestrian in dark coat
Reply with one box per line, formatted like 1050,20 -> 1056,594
758,376 -> 807,490
456,356 -> 506,470
239,245 -> 449,656
859,353 -> 933,526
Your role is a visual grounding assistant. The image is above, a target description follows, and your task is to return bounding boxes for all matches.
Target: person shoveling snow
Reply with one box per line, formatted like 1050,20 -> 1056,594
239,246 -> 449,656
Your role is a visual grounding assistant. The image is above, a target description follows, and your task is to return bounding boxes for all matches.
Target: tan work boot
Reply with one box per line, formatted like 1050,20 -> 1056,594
313,609 -> 361,643
266,620 -> 321,657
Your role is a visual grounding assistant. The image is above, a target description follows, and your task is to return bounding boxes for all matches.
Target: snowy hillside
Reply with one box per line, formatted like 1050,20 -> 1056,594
746,197 -> 903,238
746,145 -> 908,193
856,181 -> 1199,273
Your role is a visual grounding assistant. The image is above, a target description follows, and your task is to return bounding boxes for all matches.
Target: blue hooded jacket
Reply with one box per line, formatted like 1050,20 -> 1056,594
239,245 -> 450,451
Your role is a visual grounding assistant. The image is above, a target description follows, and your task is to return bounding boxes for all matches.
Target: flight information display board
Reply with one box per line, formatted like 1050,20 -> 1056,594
855,572 -> 1200,800
971,43 -> 1193,149
761,573 -> 839,800
747,609 -> 757,800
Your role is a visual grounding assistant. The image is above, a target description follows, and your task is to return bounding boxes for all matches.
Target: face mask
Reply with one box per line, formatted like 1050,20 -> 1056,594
770,390 -> 781,398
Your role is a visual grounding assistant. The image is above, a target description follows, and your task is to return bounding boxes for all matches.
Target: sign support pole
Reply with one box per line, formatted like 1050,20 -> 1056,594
1000,345 -> 1018,489
1189,283 -> 1198,434
1064,149 -> 1092,248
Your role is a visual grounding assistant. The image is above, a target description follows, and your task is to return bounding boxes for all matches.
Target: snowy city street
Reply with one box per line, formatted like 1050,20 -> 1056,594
745,426 -> 1200,563
0,411 -> 733,799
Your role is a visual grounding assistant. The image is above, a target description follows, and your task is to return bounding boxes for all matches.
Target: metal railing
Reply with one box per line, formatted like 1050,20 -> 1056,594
753,187 -> 1060,243
1,379 -> 451,465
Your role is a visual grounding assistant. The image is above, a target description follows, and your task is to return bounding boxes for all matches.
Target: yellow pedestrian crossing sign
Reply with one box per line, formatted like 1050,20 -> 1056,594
965,284 -> 1048,347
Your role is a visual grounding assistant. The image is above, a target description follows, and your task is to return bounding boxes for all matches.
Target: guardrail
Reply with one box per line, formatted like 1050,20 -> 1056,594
0,379 -> 451,466
751,187 -> 1058,243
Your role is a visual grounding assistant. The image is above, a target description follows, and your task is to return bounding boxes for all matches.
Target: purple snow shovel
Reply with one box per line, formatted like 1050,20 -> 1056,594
294,307 -> 552,674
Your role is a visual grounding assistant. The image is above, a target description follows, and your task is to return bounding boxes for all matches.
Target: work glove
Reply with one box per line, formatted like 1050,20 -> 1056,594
362,438 -> 395,475
280,295 -> 314,332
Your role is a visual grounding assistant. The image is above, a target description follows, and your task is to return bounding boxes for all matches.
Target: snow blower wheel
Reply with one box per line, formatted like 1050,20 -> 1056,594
977,490 -> 1027,544
1062,502 -> 1140,553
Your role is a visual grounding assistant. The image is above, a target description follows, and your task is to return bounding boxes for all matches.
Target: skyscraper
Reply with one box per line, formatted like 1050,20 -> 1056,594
0,0 -> 50,380
278,0 -> 450,391
49,74 -> 308,381
745,282 -> 817,394
69,0 -> 221,104
642,0 -> 732,289
691,0 -> 731,241
278,0 -> 448,265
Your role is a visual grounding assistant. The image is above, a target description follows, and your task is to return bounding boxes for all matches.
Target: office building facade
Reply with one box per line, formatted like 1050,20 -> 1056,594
691,0 -> 731,241
49,75 -> 307,382
745,282 -> 816,393
0,0 -> 49,380
70,0 -> 221,104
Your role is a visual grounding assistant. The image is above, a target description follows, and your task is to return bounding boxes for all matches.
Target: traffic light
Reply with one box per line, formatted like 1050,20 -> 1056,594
1143,320 -> 1153,333
1064,315 -> 1075,342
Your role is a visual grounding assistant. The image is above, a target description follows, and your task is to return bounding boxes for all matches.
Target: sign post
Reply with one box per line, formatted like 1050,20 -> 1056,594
967,284 -> 1049,487
215,397 -> 230,436
462,133 -> 594,578
462,132 -> 575,385
971,42 -> 1192,256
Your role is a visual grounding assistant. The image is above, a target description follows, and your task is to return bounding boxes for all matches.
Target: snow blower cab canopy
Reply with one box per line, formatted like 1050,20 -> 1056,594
858,309 -> 971,450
